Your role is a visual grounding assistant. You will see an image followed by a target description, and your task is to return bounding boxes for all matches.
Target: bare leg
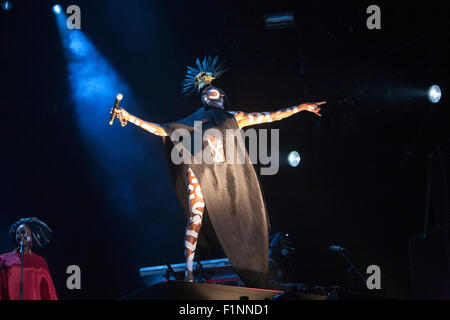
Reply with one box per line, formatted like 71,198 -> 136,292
184,168 -> 205,281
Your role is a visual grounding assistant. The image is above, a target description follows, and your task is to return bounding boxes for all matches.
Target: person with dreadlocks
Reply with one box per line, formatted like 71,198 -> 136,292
0,217 -> 57,300
111,56 -> 325,288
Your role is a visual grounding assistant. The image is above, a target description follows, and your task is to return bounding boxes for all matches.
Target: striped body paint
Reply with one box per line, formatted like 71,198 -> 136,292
119,103 -> 320,136
229,104 -> 312,129
184,167 -> 205,281
206,136 -> 225,163
127,116 -> 168,136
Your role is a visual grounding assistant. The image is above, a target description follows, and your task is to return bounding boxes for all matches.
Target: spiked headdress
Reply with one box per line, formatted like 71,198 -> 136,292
9,217 -> 53,248
181,56 -> 226,95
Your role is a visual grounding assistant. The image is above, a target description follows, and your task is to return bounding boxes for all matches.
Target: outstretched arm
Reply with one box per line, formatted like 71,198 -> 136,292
229,102 -> 325,129
112,107 -> 168,136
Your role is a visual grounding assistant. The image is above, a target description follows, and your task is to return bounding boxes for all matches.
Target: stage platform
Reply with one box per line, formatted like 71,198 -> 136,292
129,258 -> 380,300
118,280 -> 327,300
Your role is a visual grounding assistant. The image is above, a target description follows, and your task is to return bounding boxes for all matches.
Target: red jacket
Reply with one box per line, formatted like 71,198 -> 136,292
0,251 -> 58,300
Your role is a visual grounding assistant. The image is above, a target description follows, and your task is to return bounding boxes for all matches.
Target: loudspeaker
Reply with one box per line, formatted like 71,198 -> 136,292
409,224 -> 450,299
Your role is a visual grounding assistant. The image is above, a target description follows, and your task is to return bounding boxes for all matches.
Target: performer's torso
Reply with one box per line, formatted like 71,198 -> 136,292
0,251 -> 57,300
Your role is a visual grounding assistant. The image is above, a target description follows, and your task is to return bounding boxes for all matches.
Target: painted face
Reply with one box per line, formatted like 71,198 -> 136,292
202,86 -> 226,109
16,224 -> 32,249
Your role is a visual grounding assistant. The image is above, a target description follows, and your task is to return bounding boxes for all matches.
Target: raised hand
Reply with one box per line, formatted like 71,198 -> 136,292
299,101 -> 326,117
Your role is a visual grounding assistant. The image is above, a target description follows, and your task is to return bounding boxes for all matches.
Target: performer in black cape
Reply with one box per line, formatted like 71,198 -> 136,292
111,56 -> 325,288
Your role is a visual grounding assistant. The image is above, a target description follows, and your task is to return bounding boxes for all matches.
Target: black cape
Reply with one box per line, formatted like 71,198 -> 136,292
162,107 -> 270,288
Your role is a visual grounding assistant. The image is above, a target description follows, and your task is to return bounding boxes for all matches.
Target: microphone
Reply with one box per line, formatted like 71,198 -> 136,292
329,245 -> 348,253
18,229 -> 26,255
109,93 -> 123,125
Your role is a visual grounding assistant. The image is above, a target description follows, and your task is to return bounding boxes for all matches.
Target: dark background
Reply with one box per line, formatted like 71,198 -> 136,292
1,0 -> 449,299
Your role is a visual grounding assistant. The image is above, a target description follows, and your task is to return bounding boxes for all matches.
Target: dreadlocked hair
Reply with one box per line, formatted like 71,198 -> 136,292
9,217 -> 53,248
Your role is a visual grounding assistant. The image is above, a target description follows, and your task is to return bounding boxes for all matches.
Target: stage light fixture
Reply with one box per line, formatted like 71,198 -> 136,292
427,85 -> 441,104
264,12 -> 295,30
288,151 -> 301,167
1,1 -> 12,10
52,4 -> 62,15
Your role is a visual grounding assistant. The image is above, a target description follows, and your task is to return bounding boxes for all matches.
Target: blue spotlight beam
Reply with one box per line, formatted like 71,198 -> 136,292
54,12 -> 172,217
1,1 -> 12,10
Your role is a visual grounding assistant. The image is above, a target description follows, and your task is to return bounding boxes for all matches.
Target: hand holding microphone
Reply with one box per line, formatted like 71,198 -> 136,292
109,93 -> 127,126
